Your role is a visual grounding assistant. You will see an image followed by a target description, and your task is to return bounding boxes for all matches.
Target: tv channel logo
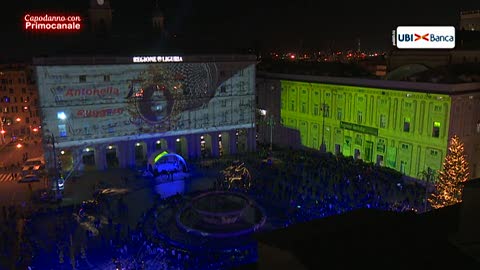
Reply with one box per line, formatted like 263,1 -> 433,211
393,26 -> 455,49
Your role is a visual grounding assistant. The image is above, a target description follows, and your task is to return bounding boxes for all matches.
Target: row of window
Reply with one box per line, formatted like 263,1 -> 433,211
0,87 -> 29,94
402,118 -> 441,137
1,96 -> 33,103
1,117 -> 35,124
78,69 -> 248,84
286,102 -> 444,138
0,78 -> 27,85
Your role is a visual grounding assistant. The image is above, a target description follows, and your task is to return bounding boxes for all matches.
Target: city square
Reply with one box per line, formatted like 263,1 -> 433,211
0,1 -> 480,269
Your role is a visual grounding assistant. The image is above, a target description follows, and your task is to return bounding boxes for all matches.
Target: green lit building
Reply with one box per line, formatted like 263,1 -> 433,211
257,72 -> 480,180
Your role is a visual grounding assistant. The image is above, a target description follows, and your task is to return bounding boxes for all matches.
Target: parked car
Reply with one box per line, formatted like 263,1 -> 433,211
21,157 -> 45,176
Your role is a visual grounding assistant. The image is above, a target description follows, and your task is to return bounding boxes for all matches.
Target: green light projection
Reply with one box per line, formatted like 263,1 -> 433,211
279,80 -> 451,179
154,150 -> 169,163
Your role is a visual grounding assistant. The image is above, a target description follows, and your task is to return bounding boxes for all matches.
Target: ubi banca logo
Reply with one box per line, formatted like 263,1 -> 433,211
398,33 -> 454,42
394,26 -> 455,49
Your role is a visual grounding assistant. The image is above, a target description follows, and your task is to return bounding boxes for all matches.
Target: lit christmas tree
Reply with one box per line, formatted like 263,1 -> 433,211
428,135 -> 470,209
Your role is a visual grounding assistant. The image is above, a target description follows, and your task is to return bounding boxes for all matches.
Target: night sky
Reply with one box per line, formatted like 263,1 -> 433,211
1,0 -> 478,54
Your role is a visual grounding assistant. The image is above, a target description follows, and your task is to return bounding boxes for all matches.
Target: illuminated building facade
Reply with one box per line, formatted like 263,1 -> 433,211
0,64 -> 41,144
257,73 -> 480,179
34,55 -> 256,172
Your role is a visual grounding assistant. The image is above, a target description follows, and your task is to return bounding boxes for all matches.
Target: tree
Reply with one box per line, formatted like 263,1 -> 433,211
428,135 -> 470,209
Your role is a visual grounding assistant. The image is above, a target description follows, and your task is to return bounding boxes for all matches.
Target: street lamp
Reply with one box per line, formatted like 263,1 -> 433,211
48,134 -> 62,200
266,114 -> 275,151
320,102 -> 327,153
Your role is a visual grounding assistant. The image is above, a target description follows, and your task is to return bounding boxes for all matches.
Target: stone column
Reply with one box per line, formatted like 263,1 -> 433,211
229,130 -> 238,156
211,132 -> 220,158
166,137 -> 177,153
247,127 -> 257,152
117,141 -> 127,169
187,134 -> 201,160
95,144 -> 107,170
72,147 -> 84,172
118,141 -> 136,169
146,139 -> 156,160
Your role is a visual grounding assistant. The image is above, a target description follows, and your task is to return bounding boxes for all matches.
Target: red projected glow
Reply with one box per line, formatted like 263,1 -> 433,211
24,13 -> 82,32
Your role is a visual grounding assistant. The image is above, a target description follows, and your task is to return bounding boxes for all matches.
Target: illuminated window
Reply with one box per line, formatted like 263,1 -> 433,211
432,121 -> 440,137
403,117 -> 410,132
337,108 -> 342,120
357,111 -> 363,124
301,102 -> 307,113
400,161 -> 407,174
355,135 -> 363,146
377,139 -> 386,152
203,114 -> 208,125
79,75 -> 86,83
323,104 -> 330,117
380,114 -> 387,128
58,124 -> 67,137
313,104 -> 319,116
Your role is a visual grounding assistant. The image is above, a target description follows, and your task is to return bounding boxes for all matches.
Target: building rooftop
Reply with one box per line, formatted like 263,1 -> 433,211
32,54 -> 257,66
243,205 -> 480,270
258,71 -> 480,95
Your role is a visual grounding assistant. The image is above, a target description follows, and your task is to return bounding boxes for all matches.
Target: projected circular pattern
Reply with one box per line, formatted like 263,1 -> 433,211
127,63 -> 218,132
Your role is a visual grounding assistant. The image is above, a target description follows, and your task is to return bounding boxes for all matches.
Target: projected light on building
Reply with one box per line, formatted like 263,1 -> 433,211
279,80 -> 452,179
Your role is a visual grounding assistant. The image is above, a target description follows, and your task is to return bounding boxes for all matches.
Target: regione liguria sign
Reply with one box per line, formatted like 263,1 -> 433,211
393,26 -> 455,49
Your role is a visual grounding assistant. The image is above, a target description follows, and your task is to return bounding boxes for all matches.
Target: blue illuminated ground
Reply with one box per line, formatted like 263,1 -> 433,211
18,150 -> 426,269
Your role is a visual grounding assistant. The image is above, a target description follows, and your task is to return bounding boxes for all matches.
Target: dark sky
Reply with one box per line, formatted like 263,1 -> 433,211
1,0 -> 478,54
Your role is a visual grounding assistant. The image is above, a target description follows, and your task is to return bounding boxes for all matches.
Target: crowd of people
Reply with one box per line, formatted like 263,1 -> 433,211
0,147 -> 431,269
246,149 -> 426,225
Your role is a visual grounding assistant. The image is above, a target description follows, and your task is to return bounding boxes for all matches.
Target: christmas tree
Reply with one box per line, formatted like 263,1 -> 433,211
428,135 -> 470,209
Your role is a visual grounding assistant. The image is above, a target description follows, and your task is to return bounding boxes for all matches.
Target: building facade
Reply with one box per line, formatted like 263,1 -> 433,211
257,72 -> 480,180
34,55 -> 257,173
0,64 -> 41,144
461,10 -> 480,31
